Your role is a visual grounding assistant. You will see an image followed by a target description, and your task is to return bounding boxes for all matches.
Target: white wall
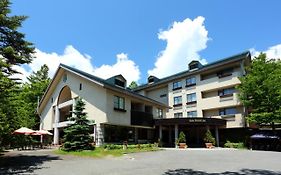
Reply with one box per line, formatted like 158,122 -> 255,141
40,70 -> 107,130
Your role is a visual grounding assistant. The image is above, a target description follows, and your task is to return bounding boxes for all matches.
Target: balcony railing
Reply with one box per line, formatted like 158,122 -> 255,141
131,110 -> 154,127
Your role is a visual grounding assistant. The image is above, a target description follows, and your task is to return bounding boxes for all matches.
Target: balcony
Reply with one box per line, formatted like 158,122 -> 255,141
198,71 -> 241,91
200,93 -> 240,110
131,110 -> 154,127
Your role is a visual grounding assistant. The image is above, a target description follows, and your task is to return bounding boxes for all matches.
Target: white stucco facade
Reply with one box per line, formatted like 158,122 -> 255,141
39,51 -> 251,147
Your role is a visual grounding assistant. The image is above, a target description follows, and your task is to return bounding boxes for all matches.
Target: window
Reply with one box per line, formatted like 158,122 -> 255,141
63,74 -> 67,82
148,78 -> 154,83
157,108 -> 163,118
187,111 -> 197,117
79,83 -> 82,90
186,93 -> 197,104
218,88 -> 235,97
219,107 -> 237,116
173,96 -> 182,107
114,96 -> 125,111
115,79 -> 125,87
217,68 -> 233,78
189,63 -> 199,70
172,81 -> 182,90
160,94 -> 167,98
186,77 -> 196,87
174,112 -> 183,118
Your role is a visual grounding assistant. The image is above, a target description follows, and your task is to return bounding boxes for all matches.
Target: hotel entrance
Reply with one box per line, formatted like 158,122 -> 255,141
155,118 -> 226,148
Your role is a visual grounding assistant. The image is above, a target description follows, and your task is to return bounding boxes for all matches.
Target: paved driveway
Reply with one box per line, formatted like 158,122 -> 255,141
1,148 -> 281,175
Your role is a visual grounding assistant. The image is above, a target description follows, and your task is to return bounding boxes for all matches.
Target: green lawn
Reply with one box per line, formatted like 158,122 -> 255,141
54,147 -> 160,158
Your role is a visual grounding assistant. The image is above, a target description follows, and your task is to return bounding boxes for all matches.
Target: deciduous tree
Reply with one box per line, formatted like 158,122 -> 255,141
238,53 -> 281,128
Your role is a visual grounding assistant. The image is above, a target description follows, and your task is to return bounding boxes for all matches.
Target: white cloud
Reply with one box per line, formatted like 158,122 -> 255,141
148,16 -> 209,78
13,45 -> 141,84
93,53 -> 140,84
251,44 -> 281,60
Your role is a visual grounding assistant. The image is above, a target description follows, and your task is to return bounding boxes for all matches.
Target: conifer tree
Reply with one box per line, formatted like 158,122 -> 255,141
0,0 -> 34,147
63,98 -> 93,151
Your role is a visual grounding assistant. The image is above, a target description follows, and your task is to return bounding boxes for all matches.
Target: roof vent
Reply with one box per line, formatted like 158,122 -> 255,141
148,76 -> 159,84
188,60 -> 202,71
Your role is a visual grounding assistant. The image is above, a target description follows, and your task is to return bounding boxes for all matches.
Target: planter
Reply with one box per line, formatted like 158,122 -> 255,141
179,143 -> 187,149
205,143 -> 214,149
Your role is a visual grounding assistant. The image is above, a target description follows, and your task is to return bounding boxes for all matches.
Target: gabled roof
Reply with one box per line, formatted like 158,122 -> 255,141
38,64 -> 170,112
133,51 -> 251,91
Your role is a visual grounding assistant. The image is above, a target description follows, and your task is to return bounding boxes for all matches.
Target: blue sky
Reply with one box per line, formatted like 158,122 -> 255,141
12,0 -> 281,84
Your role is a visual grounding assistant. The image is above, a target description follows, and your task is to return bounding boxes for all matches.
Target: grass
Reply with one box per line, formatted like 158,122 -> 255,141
54,146 -> 160,158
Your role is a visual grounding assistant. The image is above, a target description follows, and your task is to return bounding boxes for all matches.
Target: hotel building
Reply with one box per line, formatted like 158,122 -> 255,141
38,51 -> 251,147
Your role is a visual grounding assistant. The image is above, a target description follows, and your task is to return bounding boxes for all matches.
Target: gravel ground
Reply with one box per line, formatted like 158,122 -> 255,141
1,148 -> 281,175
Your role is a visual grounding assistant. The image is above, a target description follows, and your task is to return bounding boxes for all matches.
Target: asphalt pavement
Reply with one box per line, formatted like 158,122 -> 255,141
1,148 -> 281,175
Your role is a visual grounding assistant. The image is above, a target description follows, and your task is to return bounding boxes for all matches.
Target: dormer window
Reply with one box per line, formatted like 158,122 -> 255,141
115,79 -> 125,87
188,60 -> 202,71
148,76 -> 159,84
106,75 -> 127,88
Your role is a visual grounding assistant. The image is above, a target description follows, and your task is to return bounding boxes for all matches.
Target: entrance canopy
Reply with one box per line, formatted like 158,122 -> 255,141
155,118 -> 226,126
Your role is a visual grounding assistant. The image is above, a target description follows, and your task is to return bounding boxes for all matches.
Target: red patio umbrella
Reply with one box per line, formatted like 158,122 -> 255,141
13,127 -> 35,135
33,130 -> 53,136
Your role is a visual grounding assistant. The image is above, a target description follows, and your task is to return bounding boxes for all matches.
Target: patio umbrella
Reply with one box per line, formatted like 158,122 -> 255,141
13,127 -> 35,135
33,130 -> 53,135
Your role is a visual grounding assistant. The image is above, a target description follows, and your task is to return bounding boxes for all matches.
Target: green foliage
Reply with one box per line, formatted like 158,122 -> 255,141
0,0 -> 34,75
19,64 -> 51,128
237,53 -> 281,125
224,141 -> 245,149
63,98 -> 93,151
178,131 -> 186,143
102,143 -> 154,150
0,0 -> 35,148
203,129 -> 216,145
128,81 -> 138,89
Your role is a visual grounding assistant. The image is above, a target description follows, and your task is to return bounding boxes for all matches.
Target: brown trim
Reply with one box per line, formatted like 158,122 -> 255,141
114,108 -> 127,112
172,87 -> 182,91
219,94 -> 233,98
186,101 -> 197,105
185,83 -> 196,88
217,73 -> 232,78
173,103 -> 182,107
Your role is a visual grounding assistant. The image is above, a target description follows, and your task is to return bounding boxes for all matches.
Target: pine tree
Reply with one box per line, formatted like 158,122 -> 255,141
0,0 -> 34,147
0,0 -> 34,75
63,98 -> 93,151
128,81 -> 138,89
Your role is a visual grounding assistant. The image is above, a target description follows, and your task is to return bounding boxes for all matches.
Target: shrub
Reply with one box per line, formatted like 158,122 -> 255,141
178,131 -> 186,143
103,144 -> 123,150
203,129 -> 216,145
224,141 -> 245,149
102,143 -> 154,150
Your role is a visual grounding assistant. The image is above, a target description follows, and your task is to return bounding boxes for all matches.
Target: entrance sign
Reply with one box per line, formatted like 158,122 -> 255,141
188,119 -> 206,123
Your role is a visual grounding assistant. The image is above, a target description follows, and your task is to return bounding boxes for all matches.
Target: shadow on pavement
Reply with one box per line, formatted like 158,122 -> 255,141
0,153 -> 62,175
163,168 -> 281,175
